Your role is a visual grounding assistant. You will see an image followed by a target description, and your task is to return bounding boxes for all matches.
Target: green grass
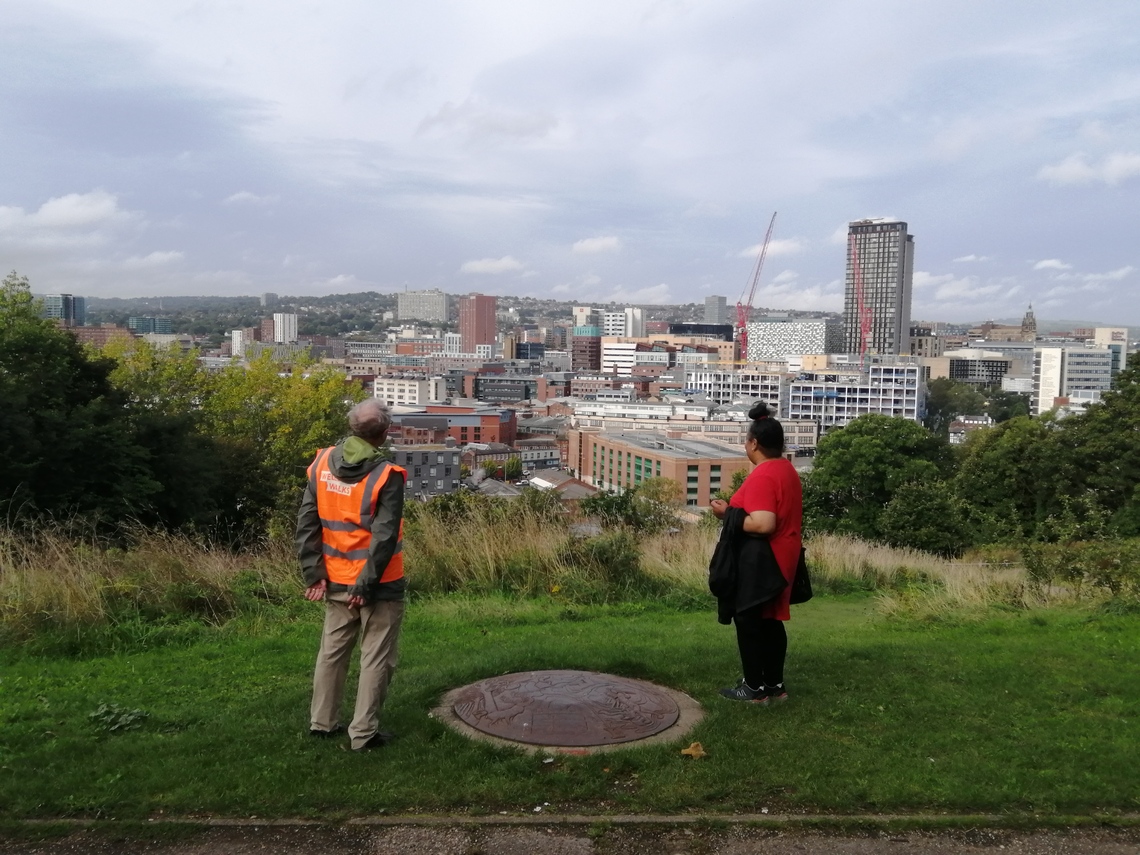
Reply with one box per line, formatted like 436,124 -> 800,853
1,594 -> 1137,819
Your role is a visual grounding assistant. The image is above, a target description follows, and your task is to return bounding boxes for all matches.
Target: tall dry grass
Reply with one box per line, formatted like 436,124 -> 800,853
0,526 -> 296,640
404,507 -> 573,596
807,533 -> 1076,617
641,529 -> 1070,617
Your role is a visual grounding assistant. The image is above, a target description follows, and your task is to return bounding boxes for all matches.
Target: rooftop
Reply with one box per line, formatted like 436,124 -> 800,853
597,431 -> 745,460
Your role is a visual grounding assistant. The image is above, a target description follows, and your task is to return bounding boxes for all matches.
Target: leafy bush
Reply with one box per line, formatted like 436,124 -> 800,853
1022,539 -> 1140,599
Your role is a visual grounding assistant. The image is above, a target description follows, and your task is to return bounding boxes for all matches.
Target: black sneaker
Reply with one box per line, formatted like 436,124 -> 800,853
309,724 -> 345,738
352,730 -> 395,751
764,683 -> 789,703
719,680 -> 769,704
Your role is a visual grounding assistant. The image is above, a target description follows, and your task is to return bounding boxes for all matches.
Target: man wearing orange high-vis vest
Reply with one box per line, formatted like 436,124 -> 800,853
297,399 -> 407,751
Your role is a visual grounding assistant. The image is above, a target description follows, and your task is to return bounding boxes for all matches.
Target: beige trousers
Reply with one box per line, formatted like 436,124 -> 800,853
310,592 -> 405,749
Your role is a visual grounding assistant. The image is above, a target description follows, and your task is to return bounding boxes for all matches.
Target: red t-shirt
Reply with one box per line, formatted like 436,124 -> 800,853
728,457 -> 803,620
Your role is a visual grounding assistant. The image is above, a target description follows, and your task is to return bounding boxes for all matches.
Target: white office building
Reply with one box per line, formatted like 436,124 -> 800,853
787,361 -> 924,427
1032,346 -> 1114,415
602,308 -> 645,338
373,376 -> 448,407
679,368 -> 787,408
1092,327 -> 1131,376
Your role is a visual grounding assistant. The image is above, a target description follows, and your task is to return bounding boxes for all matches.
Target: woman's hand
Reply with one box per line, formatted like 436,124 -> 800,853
710,499 -> 728,520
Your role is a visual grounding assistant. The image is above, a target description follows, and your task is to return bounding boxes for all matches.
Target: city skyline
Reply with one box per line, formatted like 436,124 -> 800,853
3,2 -> 1139,323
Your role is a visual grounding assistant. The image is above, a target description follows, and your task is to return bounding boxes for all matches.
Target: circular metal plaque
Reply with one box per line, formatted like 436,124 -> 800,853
451,669 -> 681,747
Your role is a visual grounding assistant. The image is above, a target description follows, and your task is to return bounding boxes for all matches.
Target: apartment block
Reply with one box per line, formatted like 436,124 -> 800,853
568,430 -> 752,507
787,361 -> 924,427
273,312 -> 299,344
397,289 -> 450,322
41,294 -> 86,327
458,294 -> 496,353
391,445 -> 462,498
704,295 -> 729,325
373,376 -> 447,407
678,368 -> 787,408
843,219 -> 914,355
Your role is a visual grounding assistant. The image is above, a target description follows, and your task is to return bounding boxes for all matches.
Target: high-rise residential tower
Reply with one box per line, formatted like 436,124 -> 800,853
843,220 -> 914,356
458,293 -> 497,353
273,312 -> 299,344
41,294 -> 86,327
704,295 -> 729,325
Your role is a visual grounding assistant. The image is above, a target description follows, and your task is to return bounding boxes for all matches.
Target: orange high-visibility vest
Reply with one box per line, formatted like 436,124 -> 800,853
307,447 -> 406,586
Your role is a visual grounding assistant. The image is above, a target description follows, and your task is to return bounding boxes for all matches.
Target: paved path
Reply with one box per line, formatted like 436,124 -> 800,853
3,818 -> 1139,855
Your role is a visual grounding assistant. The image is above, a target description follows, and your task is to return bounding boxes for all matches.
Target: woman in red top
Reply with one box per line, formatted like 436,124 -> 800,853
710,402 -> 803,704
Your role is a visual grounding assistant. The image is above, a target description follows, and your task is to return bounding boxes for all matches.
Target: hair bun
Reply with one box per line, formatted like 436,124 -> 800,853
748,402 -> 771,421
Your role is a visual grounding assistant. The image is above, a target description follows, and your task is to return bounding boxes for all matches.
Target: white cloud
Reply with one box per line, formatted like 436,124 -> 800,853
121,251 -> 184,269
550,283 -> 571,294
319,273 -> 368,290
1054,265 -> 1135,284
913,271 -> 1006,302
0,190 -> 137,252
771,270 -> 798,284
223,191 -> 279,205
598,283 -> 673,304
0,190 -> 126,233
582,273 -> 601,286
418,99 -> 557,142
753,278 -> 843,313
572,236 -> 622,254
460,255 -> 525,274
1033,259 -> 1072,270
738,237 -> 805,259
684,201 -> 729,218
953,254 -> 990,263
1037,152 -> 1140,186
913,271 -> 952,289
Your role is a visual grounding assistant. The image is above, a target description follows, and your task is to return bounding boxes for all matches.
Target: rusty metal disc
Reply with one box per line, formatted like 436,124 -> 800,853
451,669 -> 681,747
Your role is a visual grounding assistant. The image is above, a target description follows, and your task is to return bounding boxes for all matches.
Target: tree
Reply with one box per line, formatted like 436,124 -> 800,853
804,414 -> 953,539
923,378 -> 986,436
952,415 -> 1066,542
0,272 -> 161,524
503,457 -> 524,480
1054,351 -> 1140,535
579,478 -> 680,533
983,387 -> 1031,423
879,480 -> 969,556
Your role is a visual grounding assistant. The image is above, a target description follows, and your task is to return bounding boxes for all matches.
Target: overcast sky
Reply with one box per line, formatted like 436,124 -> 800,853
2,1 -> 1139,323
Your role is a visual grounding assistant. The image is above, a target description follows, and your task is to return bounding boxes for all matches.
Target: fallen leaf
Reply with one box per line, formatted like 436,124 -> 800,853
680,742 -> 707,759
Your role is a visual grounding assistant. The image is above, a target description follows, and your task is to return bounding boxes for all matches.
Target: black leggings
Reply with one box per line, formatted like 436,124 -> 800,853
733,606 -> 787,689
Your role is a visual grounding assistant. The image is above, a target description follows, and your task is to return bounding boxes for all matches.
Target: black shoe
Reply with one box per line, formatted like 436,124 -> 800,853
309,724 -> 345,738
352,730 -> 395,751
719,679 -> 769,705
765,683 -> 789,703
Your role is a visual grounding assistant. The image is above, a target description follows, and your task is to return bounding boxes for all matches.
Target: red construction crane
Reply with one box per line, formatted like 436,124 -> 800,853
848,231 -> 873,359
736,211 -> 777,361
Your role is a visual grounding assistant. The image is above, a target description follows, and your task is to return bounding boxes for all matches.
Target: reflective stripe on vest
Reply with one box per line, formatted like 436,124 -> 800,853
306,447 -> 406,586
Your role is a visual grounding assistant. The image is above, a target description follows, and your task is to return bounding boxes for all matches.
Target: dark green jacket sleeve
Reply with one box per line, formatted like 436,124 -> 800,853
347,467 -> 406,600
296,481 -> 327,588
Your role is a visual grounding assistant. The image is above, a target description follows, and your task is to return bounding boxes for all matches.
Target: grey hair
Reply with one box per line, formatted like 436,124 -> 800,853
348,398 -> 392,443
